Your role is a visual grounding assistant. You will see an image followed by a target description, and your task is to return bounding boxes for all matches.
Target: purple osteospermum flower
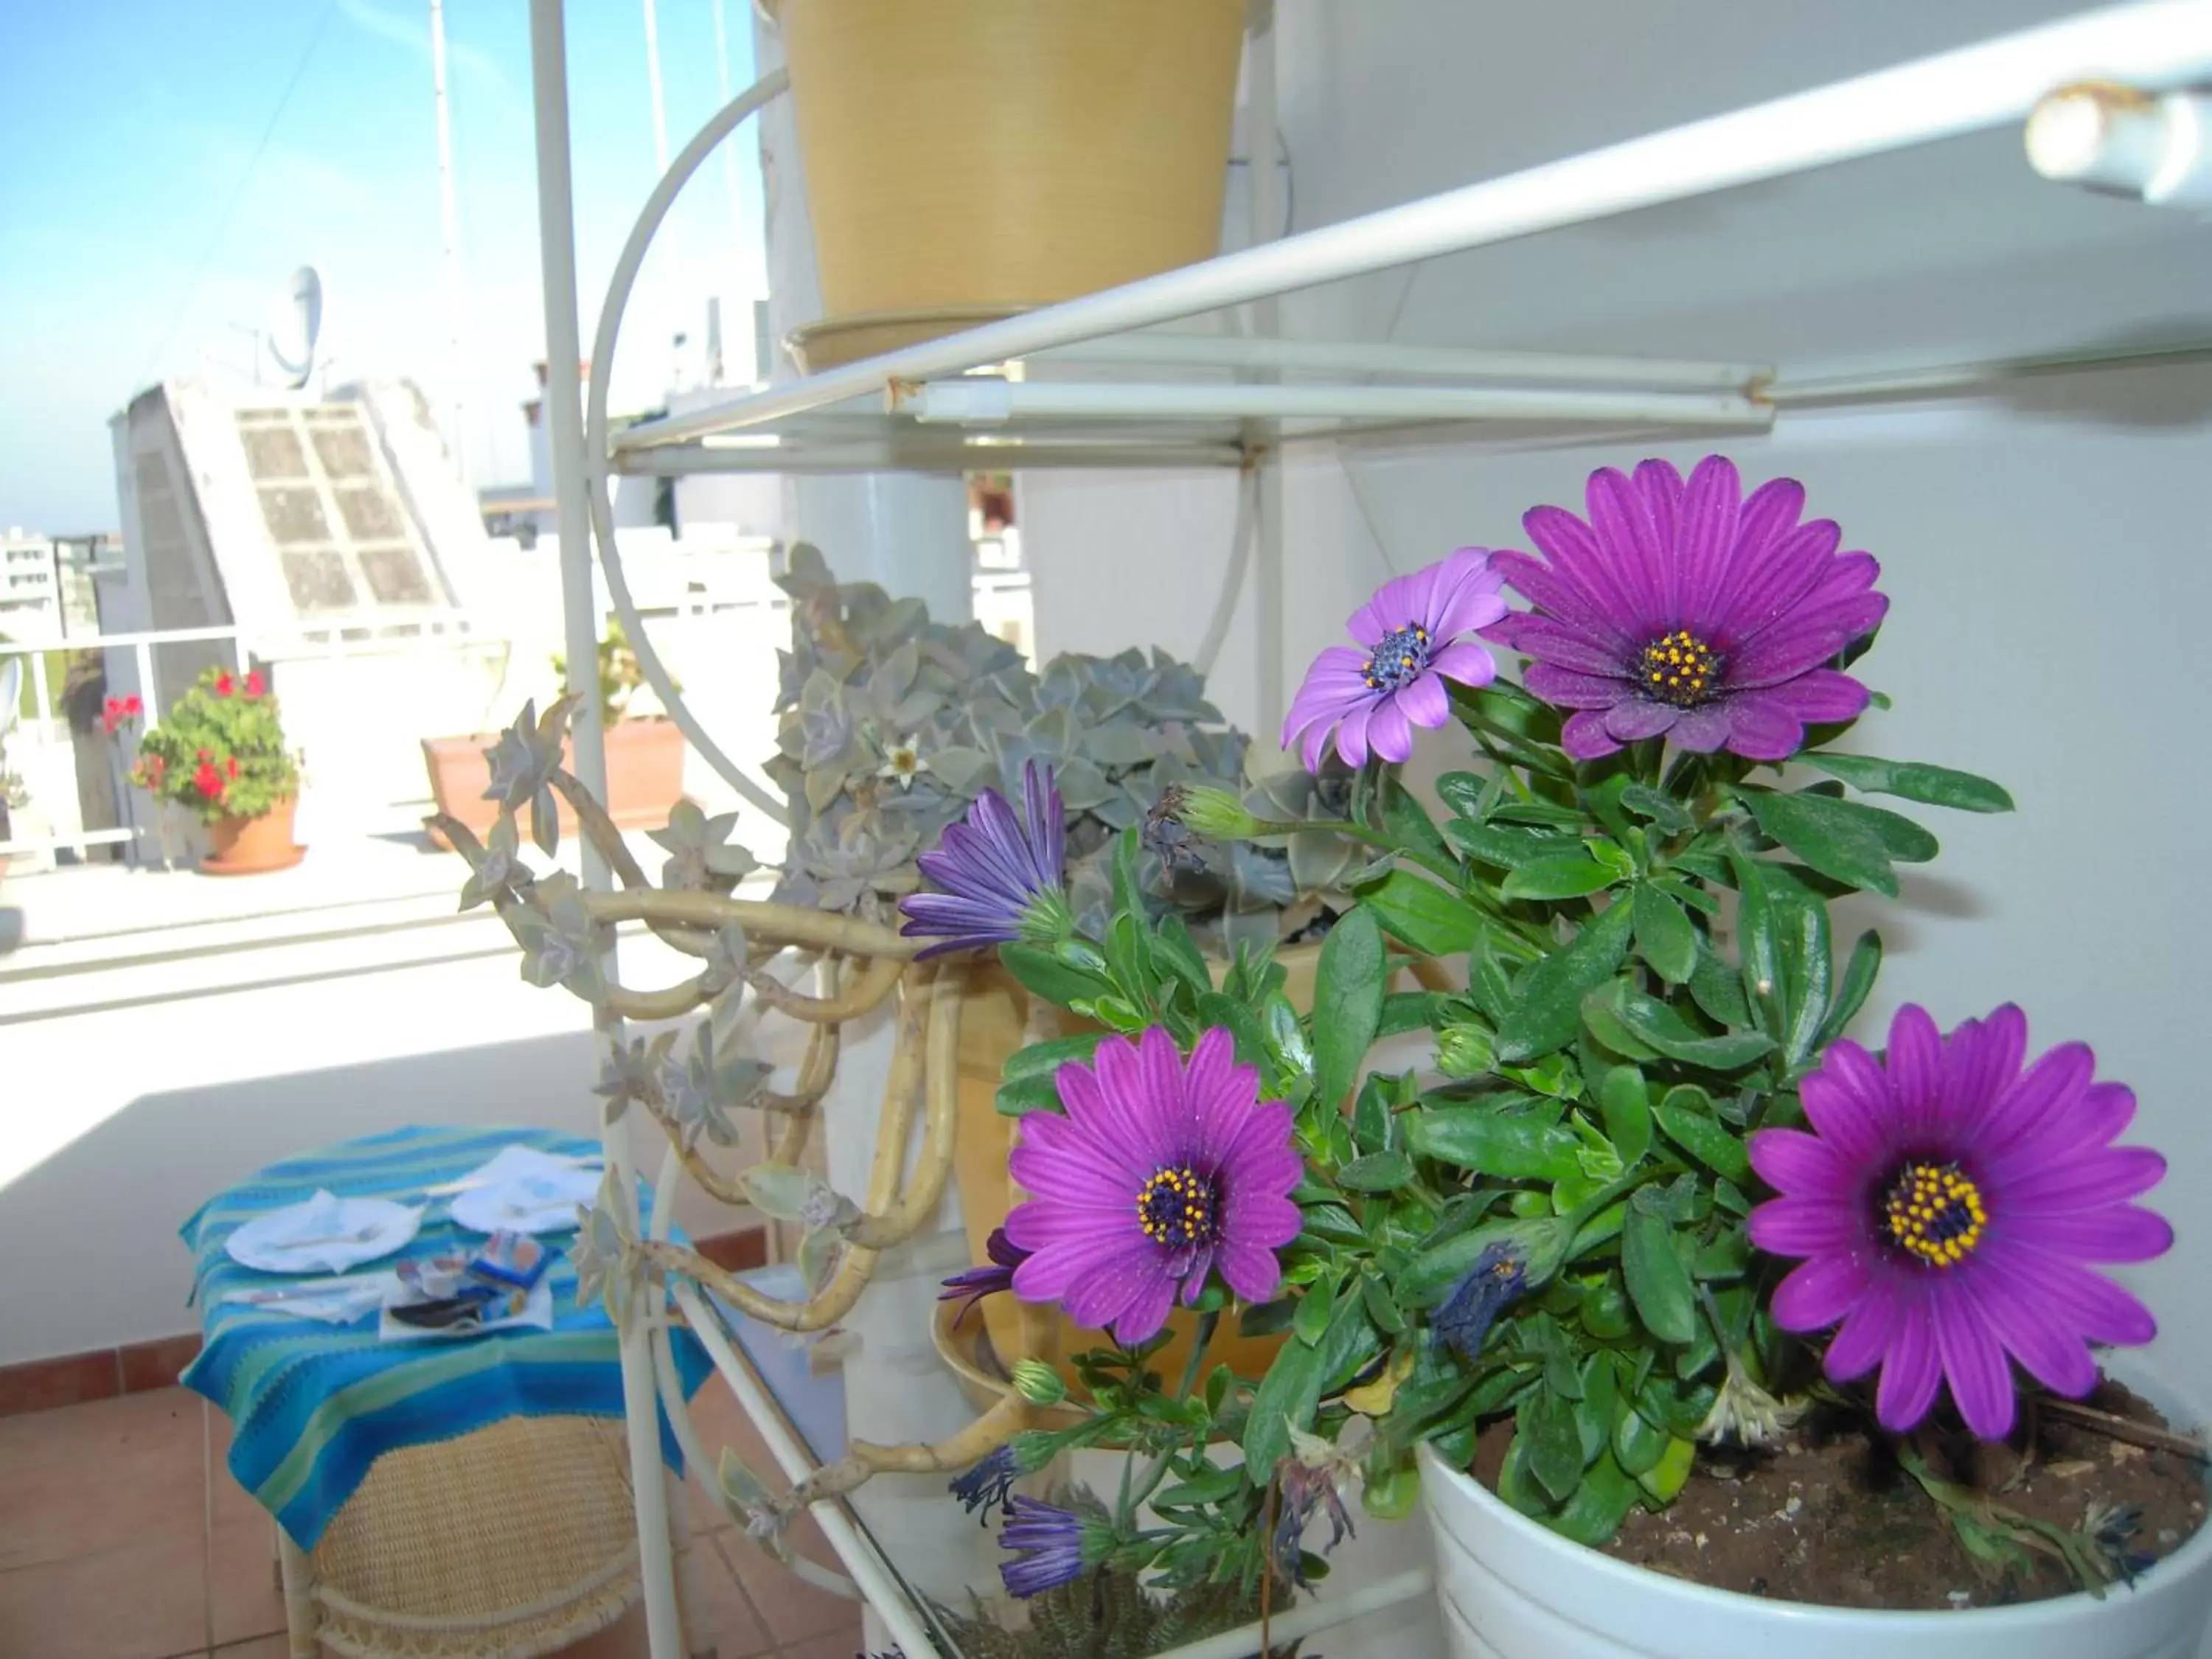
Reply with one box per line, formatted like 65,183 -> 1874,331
938,1227 -> 1029,1328
1485,455 -> 1888,762
1006,1026 -> 1301,1345
899,761 -> 1069,958
997,1496 -> 1098,1599
1748,1004 -> 2171,1440
1281,547 -> 1506,771
950,1444 -> 1021,1520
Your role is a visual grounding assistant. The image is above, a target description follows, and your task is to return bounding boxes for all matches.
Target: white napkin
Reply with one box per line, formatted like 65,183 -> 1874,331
223,1272 -> 397,1325
449,1147 -> 601,1235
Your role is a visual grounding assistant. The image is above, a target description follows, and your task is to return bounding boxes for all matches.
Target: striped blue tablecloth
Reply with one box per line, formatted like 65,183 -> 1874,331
181,1124 -> 710,1551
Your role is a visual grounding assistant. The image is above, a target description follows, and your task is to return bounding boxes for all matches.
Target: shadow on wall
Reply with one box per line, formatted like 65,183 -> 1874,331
0,1029 -> 597,1367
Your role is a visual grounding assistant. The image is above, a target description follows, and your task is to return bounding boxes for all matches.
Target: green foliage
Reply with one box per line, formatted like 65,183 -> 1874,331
764,546 -> 1356,939
550,616 -> 678,731
131,664 -> 298,826
987,608 -> 2020,1576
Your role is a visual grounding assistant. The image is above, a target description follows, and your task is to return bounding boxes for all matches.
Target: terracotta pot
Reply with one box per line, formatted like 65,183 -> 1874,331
770,0 -> 1245,369
953,945 -> 1356,1390
201,797 -> 304,875
421,719 -> 687,848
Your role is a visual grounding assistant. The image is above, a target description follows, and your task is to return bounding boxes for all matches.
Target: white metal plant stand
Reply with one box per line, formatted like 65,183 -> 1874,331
520,3 -> 2212,1653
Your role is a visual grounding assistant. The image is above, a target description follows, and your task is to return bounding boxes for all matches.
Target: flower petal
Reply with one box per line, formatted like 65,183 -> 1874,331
1489,613 -> 1627,676
1930,1285 -> 2017,1439
1970,1246 -> 2102,1397
1874,1299 -> 1944,1430
1770,1252 -> 1869,1330
1721,695 -> 1804,761
1798,1068 -> 1889,1169
1753,669 -> 1871,725
1369,695 -> 1416,762
1601,698 -> 1680,742
1559,709 -> 1622,759
1996,1242 -> 2157,1346
2013,1203 -> 2173,1262
1747,1127 -> 1850,1197
1823,1284 -> 1904,1382
1666,702 -> 1733,752
1335,701 -> 1376,768
1672,455 -> 1742,633
1108,1267 -> 1178,1345
1489,546 -> 1635,647
1523,663 -> 1624,709
1747,1195 -> 1860,1257
1429,639 -> 1498,689
1585,466 -> 1672,633
1885,1004 -> 1947,1140
1219,1239 -> 1283,1303
1394,671 -> 1450,732
2000,1145 -> 2167,1214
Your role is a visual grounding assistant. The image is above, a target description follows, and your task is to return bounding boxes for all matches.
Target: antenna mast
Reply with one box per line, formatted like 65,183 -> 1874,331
430,0 -> 470,479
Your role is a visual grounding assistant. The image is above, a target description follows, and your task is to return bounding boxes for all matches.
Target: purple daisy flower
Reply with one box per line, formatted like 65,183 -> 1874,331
1485,455 -> 1888,762
898,762 -> 1069,958
1281,547 -> 1506,771
938,1227 -> 1029,1327
1748,1004 -> 2171,1440
1006,1025 -> 1301,1345
997,1495 -> 1100,1599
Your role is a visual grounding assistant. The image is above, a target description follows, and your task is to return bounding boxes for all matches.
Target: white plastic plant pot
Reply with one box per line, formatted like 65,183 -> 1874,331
1419,1354 -> 2212,1659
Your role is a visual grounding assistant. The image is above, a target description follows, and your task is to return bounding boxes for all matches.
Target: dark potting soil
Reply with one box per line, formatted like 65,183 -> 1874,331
1475,1380 -> 2205,1611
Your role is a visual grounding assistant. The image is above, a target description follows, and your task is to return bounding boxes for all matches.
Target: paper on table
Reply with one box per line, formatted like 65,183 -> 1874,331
223,1272 -> 397,1325
448,1147 -> 602,1235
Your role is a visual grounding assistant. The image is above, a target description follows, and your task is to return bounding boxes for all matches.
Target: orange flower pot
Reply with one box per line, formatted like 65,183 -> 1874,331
201,798 -> 305,875
421,718 -> 687,848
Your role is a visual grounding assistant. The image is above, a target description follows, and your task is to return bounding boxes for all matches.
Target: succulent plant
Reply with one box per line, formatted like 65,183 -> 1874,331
766,546 -> 1357,947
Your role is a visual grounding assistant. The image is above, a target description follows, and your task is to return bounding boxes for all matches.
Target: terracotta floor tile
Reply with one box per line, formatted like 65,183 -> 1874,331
0,1532 -> 209,1659
0,1388 -> 206,1570
554,1603 -> 648,1658
715,1529 -> 863,1646
682,1376 -> 785,1536
211,1635 -> 293,1658
204,1406 -> 275,1533
777,1624 -> 870,1658
209,1516 -> 289,1647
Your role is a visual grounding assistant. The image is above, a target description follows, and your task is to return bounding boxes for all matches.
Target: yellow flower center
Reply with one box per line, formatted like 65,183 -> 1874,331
1136,1164 -> 1219,1251
1635,628 -> 1720,709
1881,1159 -> 1988,1268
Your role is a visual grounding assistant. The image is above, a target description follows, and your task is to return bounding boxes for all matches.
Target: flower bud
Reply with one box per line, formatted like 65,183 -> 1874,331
1009,1358 -> 1067,1407
1435,1023 -> 1496,1079
1174,785 -> 1262,841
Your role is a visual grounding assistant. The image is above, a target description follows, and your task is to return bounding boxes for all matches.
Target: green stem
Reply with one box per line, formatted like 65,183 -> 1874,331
1174,1309 -> 1220,1404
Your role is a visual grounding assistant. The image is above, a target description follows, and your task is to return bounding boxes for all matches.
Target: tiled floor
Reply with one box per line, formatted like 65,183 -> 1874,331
0,1380 -> 865,1659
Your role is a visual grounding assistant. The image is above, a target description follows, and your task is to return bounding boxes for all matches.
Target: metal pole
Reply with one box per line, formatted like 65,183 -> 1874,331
430,0 -> 470,481
1245,0 -> 1286,746
527,9 -> 680,1659
709,0 -> 754,308
643,0 -> 670,175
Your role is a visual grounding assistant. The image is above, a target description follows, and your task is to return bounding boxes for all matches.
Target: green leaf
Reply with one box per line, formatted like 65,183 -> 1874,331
1598,1065 -> 1654,1167
1802,752 -> 2014,814
1815,928 -> 1883,1049
1380,990 -> 1445,1037
1612,1402 -> 1669,1478
1406,1105 -> 1583,1180
1637,1434 -> 1697,1503
1294,1276 -> 1337,1347
1520,1387 -> 1585,1503
1381,771 -> 1453,868
1193,992 -> 1271,1072
1362,1273 -> 1409,1337
998,943 -> 1116,1009
1612,990 -> 1776,1071
1502,855 -> 1621,902
995,1072 -> 1065,1118
1150,916 -> 1212,997
1495,902 -> 1635,1063
1621,1208 -> 1697,1345
1630,885 -> 1698,984
1618,784 -> 1694,833
1312,906 -> 1386,1111
1442,818 -> 1579,869
1362,1459 -> 1421,1520
1002,1031 -> 1105,1082
1339,1150 -> 1416,1192
1243,1287 -> 1377,1478
1652,1086 -> 1753,1183
1687,946 -> 1752,1029
1549,1450 -> 1644,1545
1737,787 -> 1898,897
1357,869 -> 1484,957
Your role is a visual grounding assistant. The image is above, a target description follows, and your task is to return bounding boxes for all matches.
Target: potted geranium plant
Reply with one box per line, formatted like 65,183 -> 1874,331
133,664 -> 302,874
421,618 -> 686,847
902,455 -> 2207,1656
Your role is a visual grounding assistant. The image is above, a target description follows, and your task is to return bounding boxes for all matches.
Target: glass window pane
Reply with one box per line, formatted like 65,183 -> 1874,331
358,545 -> 433,605
310,424 -> 375,479
333,484 -> 404,541
257,485 -> 331,547
279,549 -> 356,613
240,425 -> 308,479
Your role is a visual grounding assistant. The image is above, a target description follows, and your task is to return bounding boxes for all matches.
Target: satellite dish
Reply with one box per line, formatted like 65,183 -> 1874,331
266,265 -> 324,391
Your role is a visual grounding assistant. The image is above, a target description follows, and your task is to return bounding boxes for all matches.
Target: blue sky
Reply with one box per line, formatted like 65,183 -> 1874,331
0,0 -> 765,531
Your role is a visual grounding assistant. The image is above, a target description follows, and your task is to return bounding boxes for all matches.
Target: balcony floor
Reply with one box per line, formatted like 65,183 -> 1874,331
0,1380 -> 865,1659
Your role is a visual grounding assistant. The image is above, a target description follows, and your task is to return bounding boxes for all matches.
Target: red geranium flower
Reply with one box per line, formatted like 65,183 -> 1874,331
125,695 -> 142,717
243,671 -> 265,698
215,672 -> 234,698
197,747 -> 212,761
226,757 -> 240,779
194,761 -> 225,798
